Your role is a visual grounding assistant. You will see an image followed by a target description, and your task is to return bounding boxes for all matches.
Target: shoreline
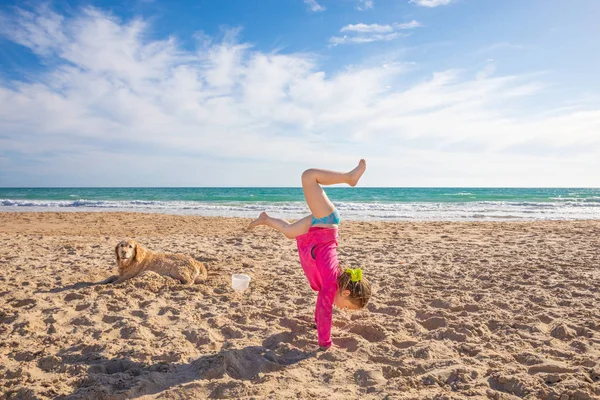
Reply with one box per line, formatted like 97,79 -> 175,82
2,208 -> 600,223
2,211 -> 600,235
1,212 -> 599,399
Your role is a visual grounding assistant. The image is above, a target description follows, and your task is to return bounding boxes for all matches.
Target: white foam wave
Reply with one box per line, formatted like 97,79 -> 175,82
440,192 -> 475,196
549,196 -> 600,203
1,198 -> 599,221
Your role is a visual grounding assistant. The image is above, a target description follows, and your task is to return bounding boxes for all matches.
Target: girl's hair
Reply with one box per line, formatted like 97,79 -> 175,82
337,269 -> 372,308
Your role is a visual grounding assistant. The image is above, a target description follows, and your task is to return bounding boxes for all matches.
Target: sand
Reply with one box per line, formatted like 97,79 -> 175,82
0,212 -> 599,400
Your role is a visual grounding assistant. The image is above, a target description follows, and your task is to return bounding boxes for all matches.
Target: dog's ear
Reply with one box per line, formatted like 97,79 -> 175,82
115,243 -> 120,260
134,242 -> 147,263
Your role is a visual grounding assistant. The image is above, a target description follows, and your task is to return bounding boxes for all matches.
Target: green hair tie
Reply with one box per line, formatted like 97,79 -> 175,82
346,268 -> 363,282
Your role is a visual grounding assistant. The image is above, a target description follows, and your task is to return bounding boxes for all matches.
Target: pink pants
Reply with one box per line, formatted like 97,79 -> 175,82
296,227 -> 340,348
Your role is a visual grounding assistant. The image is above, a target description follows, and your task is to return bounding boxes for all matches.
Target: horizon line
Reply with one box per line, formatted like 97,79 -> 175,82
1,186 -> 599,190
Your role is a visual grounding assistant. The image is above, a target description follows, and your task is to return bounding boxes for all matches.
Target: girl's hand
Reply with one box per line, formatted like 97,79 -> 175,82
319,344 -> 340,351
305,343 -> 333,352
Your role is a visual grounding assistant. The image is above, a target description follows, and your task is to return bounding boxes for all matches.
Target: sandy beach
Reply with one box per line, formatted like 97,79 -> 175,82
0,212 -> 599,399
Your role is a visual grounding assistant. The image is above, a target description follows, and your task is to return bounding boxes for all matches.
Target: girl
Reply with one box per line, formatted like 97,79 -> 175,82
247,159 -> 372,350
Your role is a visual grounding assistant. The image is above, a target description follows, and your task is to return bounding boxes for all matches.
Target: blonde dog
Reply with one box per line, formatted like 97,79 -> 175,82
101,239 -> 207,285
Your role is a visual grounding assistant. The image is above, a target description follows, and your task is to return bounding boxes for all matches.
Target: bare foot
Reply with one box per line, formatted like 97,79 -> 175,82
247,211 -> 268,230
347,159 -> 366,187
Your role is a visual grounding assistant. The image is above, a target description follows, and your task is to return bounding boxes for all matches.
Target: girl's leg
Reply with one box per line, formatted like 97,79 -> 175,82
301,159 -> 366,218
247,213 -> 312,239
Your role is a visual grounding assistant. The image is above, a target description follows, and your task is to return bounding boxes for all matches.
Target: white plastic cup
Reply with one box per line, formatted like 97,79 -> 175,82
232,274 -> 251,291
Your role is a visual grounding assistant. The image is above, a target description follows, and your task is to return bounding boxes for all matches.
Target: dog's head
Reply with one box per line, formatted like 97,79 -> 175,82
115,239 -> 147,267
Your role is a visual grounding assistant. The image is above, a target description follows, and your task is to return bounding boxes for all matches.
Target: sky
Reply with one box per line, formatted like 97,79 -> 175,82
0,0 -> 599,187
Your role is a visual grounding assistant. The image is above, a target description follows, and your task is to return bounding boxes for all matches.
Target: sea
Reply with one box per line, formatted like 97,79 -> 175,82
1,187 -> 599,221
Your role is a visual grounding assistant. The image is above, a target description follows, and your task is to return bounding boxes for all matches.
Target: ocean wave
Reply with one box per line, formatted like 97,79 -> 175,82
549,196 -> 600,203
1,198 -> 599,221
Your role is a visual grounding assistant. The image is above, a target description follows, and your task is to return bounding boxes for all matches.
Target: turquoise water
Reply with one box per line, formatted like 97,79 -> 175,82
1,187 -> 599,220
1,187 -> 599,203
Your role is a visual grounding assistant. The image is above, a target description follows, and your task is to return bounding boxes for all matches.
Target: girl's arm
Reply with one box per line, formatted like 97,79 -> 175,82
314,239 -> 340,349
315,284 -> 336,348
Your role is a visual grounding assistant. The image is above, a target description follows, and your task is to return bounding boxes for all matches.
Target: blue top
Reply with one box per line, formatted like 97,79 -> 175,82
311,209 -> 340,225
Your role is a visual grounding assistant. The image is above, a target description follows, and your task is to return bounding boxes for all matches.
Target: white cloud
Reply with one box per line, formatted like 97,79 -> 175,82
333,21 -> 420,45
304,0 -> 325,12
330,32 -> 402,45
340,21 -> 421,34
410,0 -> 453,7
396,20 -> 422,29
356,0 -> 374,11
0,7 -> 599,186
341,23 -> 394,34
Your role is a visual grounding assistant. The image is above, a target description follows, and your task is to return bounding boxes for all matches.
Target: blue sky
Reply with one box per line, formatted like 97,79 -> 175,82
0,0 -> 598,187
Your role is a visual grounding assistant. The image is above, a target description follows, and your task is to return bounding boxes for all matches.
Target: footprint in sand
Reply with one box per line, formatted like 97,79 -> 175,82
221,325 -> 245,339
105,301 -> 125,312
382,365 -> 405,379
418,316 -> 447,331
569,340 -> 589,353
225,237 -> 243,246
38,355 -> 63,373
87,359 -> 146,375
550,323 -> 576,340
354,369 -> 386,388
183,328 -> 213,347
158,306 -> 181,316
10,298 -> 37,309
279,317 -> 310,334
391,338 -> 419,349
430,298 -> 453,309
348,323 -> 388,343
130,310 -> 146,318
102,315 -> 123,324
158,306 -> 181,322
184,327 -> 224,350
12,350 -> 41,362
262,331 -> 296,348
120,324 -> 153,340
74,303 -> 91,311
588,368 -> 600,383
0,310 -> 18,325
70,316 -> 94,326
514,352 -> 545,366
335,336 -> 360,352
370,305 -> 403,316
428,327 -> 468,342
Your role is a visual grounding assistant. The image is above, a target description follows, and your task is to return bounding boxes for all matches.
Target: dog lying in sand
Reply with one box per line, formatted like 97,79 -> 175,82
101,239 -> 208,285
